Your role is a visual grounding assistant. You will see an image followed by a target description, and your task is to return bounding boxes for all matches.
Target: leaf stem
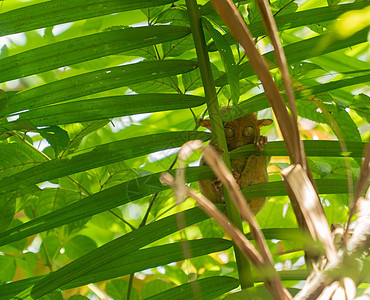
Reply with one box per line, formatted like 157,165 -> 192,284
185,0 -> 253,289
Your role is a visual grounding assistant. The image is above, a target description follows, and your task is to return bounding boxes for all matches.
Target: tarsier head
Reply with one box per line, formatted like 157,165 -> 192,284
201,112 -> 273,152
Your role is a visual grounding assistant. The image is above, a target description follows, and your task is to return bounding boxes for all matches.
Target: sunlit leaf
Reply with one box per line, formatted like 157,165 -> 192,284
0,166 -> 214,246
0,131 -> 211,195
30,207 -> 215,298
0,60 -> 197,116
5,94 -> 205,128
145,276 -> 239,300
0,0 -> 179,36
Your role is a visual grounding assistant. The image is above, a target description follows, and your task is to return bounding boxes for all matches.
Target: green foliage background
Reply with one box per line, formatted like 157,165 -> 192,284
0,0 -> 368,299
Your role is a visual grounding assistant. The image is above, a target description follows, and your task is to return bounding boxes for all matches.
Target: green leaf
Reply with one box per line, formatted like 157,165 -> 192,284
122,44 -> 159,60
0,166 -> 214,247
323,194 -> 350,224
215,29 -> 368,86
350,93 -> 370,122
327,0 -> 341,6
37,126 -> 69,157
202,18 -> 239,104
0,194 -> 15,232
163,35 -> 195,58
0,26 -> 190,83
208,2 -> 368,51
131,76 -> 181,93
65,235 -> 97,260
16,188 -> 84,222
308,158 -> 332,179
156,8 -> 190,26
5,94 -> 205,128
30,206 -> 214,298
16,252 -> 38,277
62,120 -> 110,155
310,74 -> 370,95
39,291 -> 63,300
142,5 -> 166,21
65,238 -> 232,289
241,178 -> 350,200
0,0 -> 179,36
156,8 -> 195,58
296,98 -> 327,124
142,280 -> 174,298
39,234 -> 61,263
225,73 -> 370,121
290,62 -> 324,79
271,0 -> 298,15
0,131 -> 210,195
0,238 -> 232,298
0,255 -> 16,283
0,219 -> 28,254
0,60 -> 198,116
182,63 -> 223,93
145,276 -> 239,300
0,142 -> 48,181
230,140 -> 366,159
68,296 -> 90,300
106,279 -> 140,300
0,45 -> 8,60
163,265 -> 188,285
224,285 -> 300,299
324,102 -> 361,142
245,228 -> 302,241
198,219 -> 225,238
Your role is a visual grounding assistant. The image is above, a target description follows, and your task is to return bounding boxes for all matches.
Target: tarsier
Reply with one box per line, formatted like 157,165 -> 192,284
198,111 -> 273,215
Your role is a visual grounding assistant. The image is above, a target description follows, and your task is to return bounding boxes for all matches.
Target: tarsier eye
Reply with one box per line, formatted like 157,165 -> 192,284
243,126 -> 254,137
224,127 -> 234,138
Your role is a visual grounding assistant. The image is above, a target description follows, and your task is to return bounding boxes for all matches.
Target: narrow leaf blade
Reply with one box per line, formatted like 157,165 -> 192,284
0,0 -> 179,36
30,207 -> 215,298
0,167 -> 214,247
0,26 -> 190,83
145,276 -> 239,300
5,94 -> 205,128
0,131 -> 210,195
1,60 -> 197,116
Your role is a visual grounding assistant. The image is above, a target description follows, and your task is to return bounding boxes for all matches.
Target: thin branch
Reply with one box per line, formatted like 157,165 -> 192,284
186,0 -> 253,288
295,194 -> 370,300
211,0 -> 297,162
281,164 -> 337,262
161,171 -> 291,300
164,141 -> 292,299
344,140 -> 370,242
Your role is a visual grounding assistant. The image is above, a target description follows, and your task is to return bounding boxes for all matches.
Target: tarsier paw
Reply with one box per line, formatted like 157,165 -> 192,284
211,178 -> 222,188
232,169 -> 241,186
255,135 -> 268,151
213,145 -> 225,155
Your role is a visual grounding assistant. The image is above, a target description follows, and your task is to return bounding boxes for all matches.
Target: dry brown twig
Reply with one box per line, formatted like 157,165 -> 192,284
210,0 -> 298,164
345,140 -> 370,242
254,0 -> 302,165
161,140 -> 369,299
161,140 -> 292,300
294,190 -> 370,300
281,164 -> 337,262
209,0 -> 322,238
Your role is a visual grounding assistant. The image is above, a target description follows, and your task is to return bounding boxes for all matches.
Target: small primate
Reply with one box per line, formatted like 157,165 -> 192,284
198,111 -> 272,215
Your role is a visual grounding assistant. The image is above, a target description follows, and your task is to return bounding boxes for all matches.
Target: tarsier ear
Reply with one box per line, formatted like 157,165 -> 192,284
200,119 -> 212,131
257,119 -> 273,128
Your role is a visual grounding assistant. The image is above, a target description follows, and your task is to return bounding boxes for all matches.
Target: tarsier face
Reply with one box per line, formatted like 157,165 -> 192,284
200,112 -> 273,152
223,114 -> 259,151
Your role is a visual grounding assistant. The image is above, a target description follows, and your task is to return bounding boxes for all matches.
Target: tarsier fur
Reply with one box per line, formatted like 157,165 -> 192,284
198,111 -> 273,215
